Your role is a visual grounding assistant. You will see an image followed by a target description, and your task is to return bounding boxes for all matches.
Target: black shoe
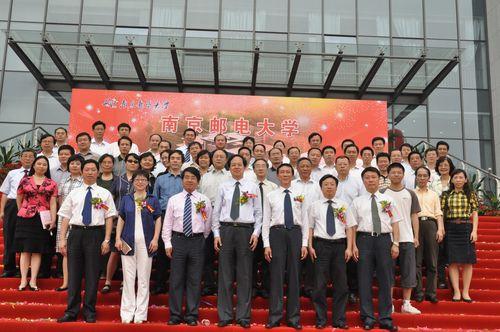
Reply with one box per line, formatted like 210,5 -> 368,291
379,323 -> 398,331
425,294 -> 439,303
167,319 -> 182,325
363,322 -> 375,330
315,322 -> 327,329
237,320 -> 251,328
101,284 -> 111,294
83,315 -> 96,323
333,323 -> 349,329
462,297 -> 473,303
57,314 -> 76,323
151,287 -> 167,295
217,320 -> 232,327
0,271 -> 16,278
437,281 -> 447,289
348,293 -> 358,304
260,288 -> 270,299
55,286 -> 68,292
265,321 -> 280,329
286,321 -> 303,330
201,286 -> 216,296
414,293 -> 424,303
185,319 -> 198,326
301,288 -> 312,298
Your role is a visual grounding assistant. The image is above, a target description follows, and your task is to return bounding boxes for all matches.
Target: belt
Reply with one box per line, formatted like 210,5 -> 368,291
271,224 -> 301,230
357,231 -> 391,237
220,222 -> 255,228
172,231 -> 204,238
446,218 -> 471,224
419,216 -> 437,222
313,236 -> 346,244
70,225 -> 105,230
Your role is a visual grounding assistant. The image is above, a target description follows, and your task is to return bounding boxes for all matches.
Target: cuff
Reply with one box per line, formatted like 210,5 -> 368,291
213,230 -> 220,238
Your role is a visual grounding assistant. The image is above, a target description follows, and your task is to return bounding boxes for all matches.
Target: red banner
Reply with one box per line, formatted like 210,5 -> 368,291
69,89 -> 387,153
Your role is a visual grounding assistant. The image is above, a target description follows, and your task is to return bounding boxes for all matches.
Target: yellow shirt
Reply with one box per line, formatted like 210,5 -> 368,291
415,186 -> 443,219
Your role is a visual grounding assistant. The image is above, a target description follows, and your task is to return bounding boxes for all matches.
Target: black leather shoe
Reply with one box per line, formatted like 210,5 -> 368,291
151,287 -> 167,295
0,271 -> 16,278
83,315 -> 96,323
315,322 -> 326,329
167,319 -> 182,325
238,320 -> 250,328
185,319 -> 198,326
379,323 -> 398,331
333,323 -> 349,329
437,281 -> 447,289
217,320 -> 232,327
414,293 -> 424,302
425,294 -> 439,303
348,293 -> 358,304
201,286 -> 216,296
363,322 -> 375,330
260,289 -> 270,299
265,321 -> 280,329
286,321 -> 303,330
57,314 -> 76,323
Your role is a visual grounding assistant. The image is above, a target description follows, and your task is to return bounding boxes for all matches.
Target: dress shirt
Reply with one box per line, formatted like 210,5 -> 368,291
266,167 -> 280,185
181,161 -> 199,171
212,178 -> 262,237
415,187 -> 443,219
346,191 -> 402,234
309,197 -> 356,240
441,190 -> 479,219
311,167 -> 326,182
58,183 -> 117,226
0,167 -> 30,199
429,177 -> 449,197
90,138 -> 110,156
321,164 -> 338,177
113,155 -> 126,177
199,168 -> 231,204
254,178 -> 278,201
403,169 -> 417,189
152,172 -> 183,211
38,152 -> 60,170
243,168 -> 257,182
262,186 -> 309,248
108,141 -> 139,158
145,150 -> 161,162
50,165 -> 70,186
152,163 -> 166,177
176,144 -> 189,158
336,174 -> 364,205
77,151 -> 100,161
291,178 -> 322,209
162,190 -> 213,249
402,161 -> 412,174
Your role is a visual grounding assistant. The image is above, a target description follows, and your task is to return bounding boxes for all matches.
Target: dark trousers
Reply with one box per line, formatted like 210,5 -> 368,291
252,235 -> 269,292
40,228 -> 57,275
66,227 -> 104,318
312,238 -> 348,326
217,225 -> 254,322
347,260 -> 358,294
437,242 -> 447,282
302,256 -> 314,293
268,226 -> 302,325
202,231 -> 217,290
154,212 -> 169,289
415,219 -> 439,296
2,199 -> 18,273
357,233 -> 393,326
169,233 -> 205,321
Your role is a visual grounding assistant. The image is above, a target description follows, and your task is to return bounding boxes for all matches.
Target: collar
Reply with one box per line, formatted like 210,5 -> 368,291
368,191 -> 382,199
83,183 -> 98,190
183,189 -> 199,199
167,171 -> 182,178
415,186 -> 429,193
296,177 -> 313,184
211,168 -> 226,174
230,177 -> 244,185
279,186 -> 292,193
323,196 -> 337,204
450,189 -> 465,195
91,138 -> 107,145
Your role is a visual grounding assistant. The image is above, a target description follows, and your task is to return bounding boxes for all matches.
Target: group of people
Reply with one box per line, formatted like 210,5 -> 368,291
0,122 -> 479,331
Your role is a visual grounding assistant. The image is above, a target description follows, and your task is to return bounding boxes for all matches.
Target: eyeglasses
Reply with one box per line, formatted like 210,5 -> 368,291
134,178 -> 148,183
126,160 -> 139,164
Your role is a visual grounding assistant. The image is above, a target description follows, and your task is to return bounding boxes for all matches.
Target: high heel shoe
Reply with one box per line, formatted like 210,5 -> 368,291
55,286 -> 68,291
29,284 -> 39,291
18,284 -> 27,291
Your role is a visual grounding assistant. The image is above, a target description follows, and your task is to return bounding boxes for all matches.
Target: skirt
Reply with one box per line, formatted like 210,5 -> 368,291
444,221 -> 477,264
14,215 -> 53,254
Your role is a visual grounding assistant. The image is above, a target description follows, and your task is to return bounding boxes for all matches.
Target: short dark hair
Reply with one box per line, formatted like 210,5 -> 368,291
118,136 -> 133,146
376,152 -> 390,162
214,133 -> 227,142
297,157 -> 312,165
117,123 -> 131,131
160,149 -> 171,158
242,136 -> 255,146
92,120 -> 106,130
228,154 -> 248,168
188,141 -> 202,150
308,132 -> 322,143
322,145 -> 336,154
183,128 -> 197,137
273,140 -> 286,148
196,150 -> 211,165
360,146 -> 374,156
253,144 -> 266,152
81,159 -> 99,171
252,158 -> 268,168
139,151 -> 157,170
408,151 -> 422,160
319,174 -> 338,187
149,133 -> 163,141
20,148 -> 36,159
424,148 -> 438,157
28,155 -> 51,178
341,139 -> 355,147
76,132 -> 91,142
125,153 -> 140,162
182,167 -> 201,182
277,163 -> 294,175
169,150 -> 185,163
67,154 -> 84,166
436,140 -> 450,150
58,144 -> 75,155
268,147 -> 282,156
387,162 -> 405,173
435,156 -> 455,174
335,155 -> 349,163
287,146 -> 301,155
307,147 -> 322,156
54,127 -> 67,134
344,143 -> 359,153
371,137 -> 385,146
361,166 -> 380,178
98,153 -> 115,164
39,133 -> 55,145
415,166 -> 431,177
400,143 -> 413,151
131,169 -> 150,183
238,146 -> 252,155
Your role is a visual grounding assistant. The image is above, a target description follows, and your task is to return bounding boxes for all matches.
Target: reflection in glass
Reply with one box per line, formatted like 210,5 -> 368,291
393,105 -> 427,138
47,0 -> 81,24
458,0 -> 486,41
428,89 -> 462,139
117,0 -> 151,26
391,0 -> 423,38
324,0 -> 355,35
461,41 -> 488,89
256,0 -> 287,32
462,89 -> 491,139
35,91 -> 71,124
424,0 -> 457,39
290,0 -> 321,34
358,0 -> 389,36
82,0 -> 116,25
152,0 -> 185,28
0,72 -> 38,123
11,0 -> 46,22
221,0 -> 253,31
186,0 -> 220,30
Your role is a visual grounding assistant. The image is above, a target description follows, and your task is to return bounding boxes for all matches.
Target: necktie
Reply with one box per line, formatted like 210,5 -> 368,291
371,194 -> 382,234
230,181 -> 240,220
183,193 -> 192,236
185,150 -> 191,163
82,187 -> 92,226
259,182 -> 264,210
22,169 -> 29,178
326,199 -> 336,236
284,189 -> 294,229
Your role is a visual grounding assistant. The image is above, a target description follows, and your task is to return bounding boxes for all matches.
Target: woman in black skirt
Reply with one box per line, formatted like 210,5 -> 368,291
440,169 -> 478,302
15,155 -> 58,291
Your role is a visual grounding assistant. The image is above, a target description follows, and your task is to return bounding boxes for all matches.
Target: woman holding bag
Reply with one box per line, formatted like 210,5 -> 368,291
115,170 -> 162,324
15,155 -> 58,291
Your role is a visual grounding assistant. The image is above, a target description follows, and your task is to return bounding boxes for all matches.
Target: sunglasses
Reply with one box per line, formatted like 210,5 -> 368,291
126,159 -> 139,164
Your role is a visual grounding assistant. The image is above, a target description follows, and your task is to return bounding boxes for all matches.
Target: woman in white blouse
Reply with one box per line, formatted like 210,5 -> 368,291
429,157 -> 455,196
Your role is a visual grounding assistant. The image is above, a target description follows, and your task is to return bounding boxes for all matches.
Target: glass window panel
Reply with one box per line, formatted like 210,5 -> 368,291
0,22 -> 7,67
221,0 -> 253,31
0,1 -> 11,20
394,105 -> 427,138
82,0 -> 116,25
148,28 -> 184,79
458,0 -> 486,40
5,23 -> 44,71
426,39 -> 459,88
183,30 -> 217,81
424,0 -> 457,39
0,72 -> 38,122
461,41 -> 488,89
357,37 -> 390,87
255,33 -> 288,84
464,140 -> 493,170
186,0 -> 219,30
391,38 -> 425,88
11,0 -> 46,22
290,34 -> 322,85
462,89 -> 491,139
429,138 -> 464,159
35,91 -> 71,124
358,0 -> 389,37
117,0 -> 151,26
290,0 -> 321,34
324,36 -> 357,86
0,123 -> 33,143
256,0 -> 287,32
428,89 -> 462,139
47,0 -> 81,24
391,0 -> 423,38
324,0 -> 355,35
112,27 -> 149,78
219,31 -> 253,82
152,0 -> 185,28
42,25 -> 80,74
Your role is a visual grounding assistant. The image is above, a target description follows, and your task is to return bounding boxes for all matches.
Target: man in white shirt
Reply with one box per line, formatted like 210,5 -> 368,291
53,127 -> 68,154
371,137 -> 386,167
90,121 -> 109,156
308,174 -> 355,329
345,144 -> 363,179
267,147 -> 283,186
57,159 -> 117,323
263,164 -> 308,330
75,132 -> 100,161
108,123 -> 139,157
239,147 -> 257,182
0,149 -> 35,277
381,163 -> 422,315
403,151 -> 423,189
50,145 -> 75,186
360,146 -> 375,169
436,141 -> 449,159
391,149 -> 412,174
177,128 -> 197,162
321,145 -> 338,177
309,148 -> 326,182
146,133 -> 163,162
400,143 -> 413,169
38,133 -> 60,170
253,144 -> 267,162
212,155 -> 262,328
252,158 -> 278,298
181,141 -> 202,171
348,167 -> 401,331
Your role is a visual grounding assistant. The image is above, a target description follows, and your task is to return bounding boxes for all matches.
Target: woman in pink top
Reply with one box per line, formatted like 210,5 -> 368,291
15,155 -> 58,291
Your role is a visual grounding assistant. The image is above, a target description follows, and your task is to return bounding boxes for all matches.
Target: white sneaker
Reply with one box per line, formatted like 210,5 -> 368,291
401,302 -> 421,314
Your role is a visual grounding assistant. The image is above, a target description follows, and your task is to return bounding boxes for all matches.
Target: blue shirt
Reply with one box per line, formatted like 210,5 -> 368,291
119,194 -> 162,257
153,172 -> 183,211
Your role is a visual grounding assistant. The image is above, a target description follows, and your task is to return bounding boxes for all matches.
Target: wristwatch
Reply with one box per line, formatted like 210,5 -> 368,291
392,242 -> 399,247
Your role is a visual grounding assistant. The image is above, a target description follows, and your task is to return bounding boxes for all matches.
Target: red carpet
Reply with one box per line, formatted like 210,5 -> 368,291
1,216 -> 500,331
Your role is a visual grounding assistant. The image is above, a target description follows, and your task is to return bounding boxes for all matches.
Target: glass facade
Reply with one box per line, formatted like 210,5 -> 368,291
0,0 -> 494,170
